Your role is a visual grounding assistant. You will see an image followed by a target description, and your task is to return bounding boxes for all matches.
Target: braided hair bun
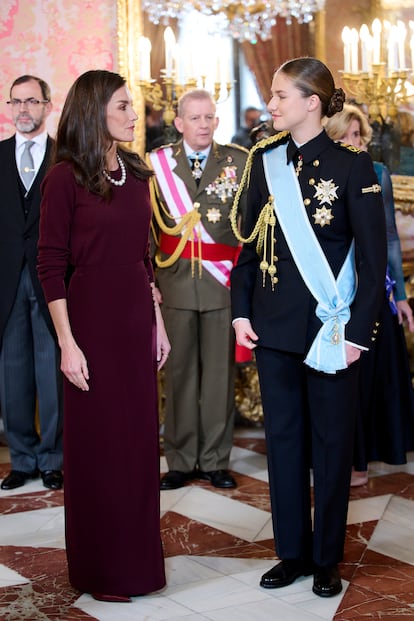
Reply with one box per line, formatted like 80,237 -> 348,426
326,87 -> 346,118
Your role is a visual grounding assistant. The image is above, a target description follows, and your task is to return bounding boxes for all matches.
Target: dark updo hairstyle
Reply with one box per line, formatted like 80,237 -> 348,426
52,69 -> 152,199
277,57 -> 345,118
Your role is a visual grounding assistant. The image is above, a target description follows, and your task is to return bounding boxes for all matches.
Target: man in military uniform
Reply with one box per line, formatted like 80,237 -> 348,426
148,89 -> 248,490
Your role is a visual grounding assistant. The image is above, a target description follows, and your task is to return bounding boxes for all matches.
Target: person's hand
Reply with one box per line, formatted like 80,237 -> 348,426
345,343 -> 361,366
156,312 -> 171,370
396,299 -> 414,333
152,286 -> 163,305
60,341 -> 89,391
233,318 -> 259,349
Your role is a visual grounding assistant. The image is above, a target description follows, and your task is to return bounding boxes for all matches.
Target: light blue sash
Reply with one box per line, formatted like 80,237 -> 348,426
263,145 -> 357,374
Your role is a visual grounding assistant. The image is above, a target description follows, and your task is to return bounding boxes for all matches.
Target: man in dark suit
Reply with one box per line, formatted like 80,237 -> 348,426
0,75 -> 63,491
148,89 -> 248,491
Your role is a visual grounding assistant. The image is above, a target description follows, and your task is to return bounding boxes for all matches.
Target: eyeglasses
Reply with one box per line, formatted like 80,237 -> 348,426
6,98 -> 49,108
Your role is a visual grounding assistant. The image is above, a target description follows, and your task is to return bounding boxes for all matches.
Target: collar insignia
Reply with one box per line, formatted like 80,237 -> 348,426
314,178 -> 339,206
312,206 -> 334,227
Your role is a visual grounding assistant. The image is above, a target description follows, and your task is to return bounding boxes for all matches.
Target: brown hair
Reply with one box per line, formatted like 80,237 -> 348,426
324,103 -> 372,146
52,69 -> 152,199
10,75 -> 51,101
277,57 -> 345,118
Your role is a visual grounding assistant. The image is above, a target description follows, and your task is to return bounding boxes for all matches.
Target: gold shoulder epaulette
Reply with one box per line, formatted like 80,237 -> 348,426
151,142 -> 174,153
337,142 -> 360,153
225,142 -> 250,154
251,130 -> 290,153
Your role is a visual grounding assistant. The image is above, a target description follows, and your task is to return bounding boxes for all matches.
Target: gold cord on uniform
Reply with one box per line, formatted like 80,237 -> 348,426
147,154 -> 204,277
230,133 -> 287,290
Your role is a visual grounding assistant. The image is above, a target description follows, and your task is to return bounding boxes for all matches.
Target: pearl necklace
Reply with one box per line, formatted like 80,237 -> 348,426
103,154 -> 127,186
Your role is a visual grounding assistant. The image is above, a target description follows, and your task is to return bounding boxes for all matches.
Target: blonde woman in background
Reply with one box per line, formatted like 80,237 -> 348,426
325,104 -> 414,487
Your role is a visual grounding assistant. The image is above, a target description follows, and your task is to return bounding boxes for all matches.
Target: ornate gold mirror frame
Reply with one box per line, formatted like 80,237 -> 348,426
392,174 -> 414,277
117,0 -> 145,155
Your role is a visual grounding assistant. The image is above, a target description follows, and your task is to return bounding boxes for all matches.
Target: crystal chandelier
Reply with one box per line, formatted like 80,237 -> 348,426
142,1 -> 325,43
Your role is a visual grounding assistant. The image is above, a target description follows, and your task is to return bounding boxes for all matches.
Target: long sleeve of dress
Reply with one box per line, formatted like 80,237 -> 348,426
38,162 -> 75,303
374,162 -> 406,301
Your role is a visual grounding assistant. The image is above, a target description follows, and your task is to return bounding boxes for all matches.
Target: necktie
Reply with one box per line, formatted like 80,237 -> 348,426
21,140 -> 35,190
188,152 -> 206,184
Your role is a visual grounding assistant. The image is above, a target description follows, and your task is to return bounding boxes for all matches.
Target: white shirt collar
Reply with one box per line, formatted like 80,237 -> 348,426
15,130 -> 48,150
183,141 -> 211,159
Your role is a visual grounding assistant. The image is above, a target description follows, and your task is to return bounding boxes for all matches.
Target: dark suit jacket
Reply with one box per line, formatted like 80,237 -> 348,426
231,130 -> 388,354
151,139 -> 248,312
0,135 -> 54,345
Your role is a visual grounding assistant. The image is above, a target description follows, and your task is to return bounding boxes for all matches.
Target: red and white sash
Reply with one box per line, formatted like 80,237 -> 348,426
150,147 -> 233,288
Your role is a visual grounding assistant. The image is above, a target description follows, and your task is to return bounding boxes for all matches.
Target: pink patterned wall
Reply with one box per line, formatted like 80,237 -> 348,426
0,0 -> 117,140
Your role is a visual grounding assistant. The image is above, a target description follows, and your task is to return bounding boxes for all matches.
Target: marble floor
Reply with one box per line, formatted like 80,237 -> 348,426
0,427 -> 414,620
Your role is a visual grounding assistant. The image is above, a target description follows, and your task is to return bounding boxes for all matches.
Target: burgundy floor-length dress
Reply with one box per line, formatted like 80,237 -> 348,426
38,160 -> 165,596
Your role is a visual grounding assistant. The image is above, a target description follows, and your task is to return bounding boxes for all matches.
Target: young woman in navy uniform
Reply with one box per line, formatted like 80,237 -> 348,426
230,57 -> 387,597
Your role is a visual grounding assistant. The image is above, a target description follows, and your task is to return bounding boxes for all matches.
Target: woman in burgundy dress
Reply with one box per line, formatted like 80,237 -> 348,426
37,70 -> 170,602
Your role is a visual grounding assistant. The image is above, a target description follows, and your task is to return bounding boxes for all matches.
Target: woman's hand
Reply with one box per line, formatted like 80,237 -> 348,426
155,313 -> 171,370
233,318 -> 259,349
47,299 -> 89,391
396,299 -> 414,333
151,283 -> 171,370
60,340 -> 89,391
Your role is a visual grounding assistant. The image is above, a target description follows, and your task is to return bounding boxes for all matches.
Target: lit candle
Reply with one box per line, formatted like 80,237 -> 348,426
164,27 -> 176,78
351,28 -> 359,73
411,33 -> 414,72
366,33 -> 373,74
372,18 -> 382,64
174,43 -> 183,84
214,37 -> 221,84
223,42 -> 231,83
185,51 -> 194,82
138,36 -> 151,81
397,20 -> 407,69
359,24 -> 370,72
388,26 -> 398,73
342,26 -> 351,73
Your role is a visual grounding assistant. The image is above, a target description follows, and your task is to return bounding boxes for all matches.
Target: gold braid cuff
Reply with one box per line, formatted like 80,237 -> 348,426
229,134 -> 286,290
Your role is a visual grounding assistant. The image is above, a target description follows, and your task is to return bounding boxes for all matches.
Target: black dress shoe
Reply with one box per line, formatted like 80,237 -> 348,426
160,470 -> 192,490
312,565 -> 342,597
198,469 -> 236,488
260,559 -> 313,589
1,469 -> 38,490
41,470 -> 63,490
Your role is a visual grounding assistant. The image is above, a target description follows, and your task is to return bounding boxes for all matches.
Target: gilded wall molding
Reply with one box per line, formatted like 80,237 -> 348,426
392,175 -> 414,216
117,0 -> 145,155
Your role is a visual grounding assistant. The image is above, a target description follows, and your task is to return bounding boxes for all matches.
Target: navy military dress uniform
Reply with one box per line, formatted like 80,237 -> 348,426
231,130 -> 387,569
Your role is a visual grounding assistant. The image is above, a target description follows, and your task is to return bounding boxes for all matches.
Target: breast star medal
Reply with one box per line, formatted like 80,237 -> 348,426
312,178 -> 339,226
207,207 -> 221,223
312,206 -> 334,227
314,178 -> 339,205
